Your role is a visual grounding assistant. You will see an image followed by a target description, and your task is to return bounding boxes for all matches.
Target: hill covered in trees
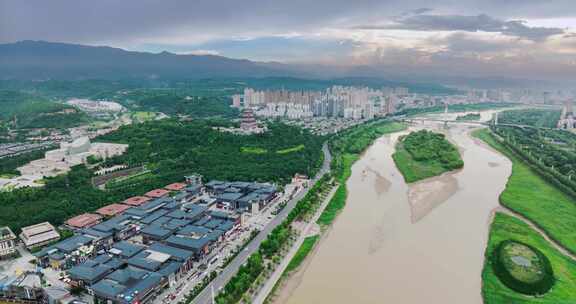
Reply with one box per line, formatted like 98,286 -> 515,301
0,90 -> 89,129
0,119 -> 324,232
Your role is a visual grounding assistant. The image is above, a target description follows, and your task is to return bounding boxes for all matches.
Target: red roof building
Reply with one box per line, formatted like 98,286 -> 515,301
66,213 -> 102,229
123,196 -> 151,206
145,189 -> 170,198
96,203 -> 131,217
165,183 -> 187,191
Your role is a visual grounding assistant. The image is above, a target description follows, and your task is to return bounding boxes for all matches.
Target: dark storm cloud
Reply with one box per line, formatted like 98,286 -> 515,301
355,14 -> 566,41
0,0 -> 574,81
0,0 -> 389,43
1,0 -> 574,44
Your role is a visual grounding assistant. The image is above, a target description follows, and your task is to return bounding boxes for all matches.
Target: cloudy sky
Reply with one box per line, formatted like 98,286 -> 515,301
1,0 -> 575,80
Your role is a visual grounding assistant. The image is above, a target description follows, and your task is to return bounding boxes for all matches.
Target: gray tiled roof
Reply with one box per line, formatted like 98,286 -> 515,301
110,241 -> 144,258
166,235 -> 211,252
148,243 -> 193,261
54,235 -> 93,253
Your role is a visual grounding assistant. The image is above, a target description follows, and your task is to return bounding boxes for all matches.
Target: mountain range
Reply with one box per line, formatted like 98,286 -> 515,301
0,40 -> 559,90
0,40 -> 291,80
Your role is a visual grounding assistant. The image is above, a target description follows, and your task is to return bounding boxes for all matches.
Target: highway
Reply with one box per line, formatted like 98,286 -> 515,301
190,143 -> 332,304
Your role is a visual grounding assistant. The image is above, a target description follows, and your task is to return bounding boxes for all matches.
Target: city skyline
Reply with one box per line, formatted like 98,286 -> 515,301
1,0 -> 575,81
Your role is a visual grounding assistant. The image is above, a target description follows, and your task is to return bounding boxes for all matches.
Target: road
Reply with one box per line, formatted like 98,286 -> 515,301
189,144 -> 332,304
251,184 -> 338,304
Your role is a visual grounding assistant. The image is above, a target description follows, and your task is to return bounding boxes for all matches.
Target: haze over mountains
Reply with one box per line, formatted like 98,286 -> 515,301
0,40 -> 569,90
0,40 -> 290,80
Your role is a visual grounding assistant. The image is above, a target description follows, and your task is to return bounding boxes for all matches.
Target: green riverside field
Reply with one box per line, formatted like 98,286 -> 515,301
482,213 -> 576,303
474,128 -> 576,303
473,128 -> 576,255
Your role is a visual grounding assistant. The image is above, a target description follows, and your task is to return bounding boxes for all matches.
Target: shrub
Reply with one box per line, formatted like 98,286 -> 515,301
492,240 -> 555,295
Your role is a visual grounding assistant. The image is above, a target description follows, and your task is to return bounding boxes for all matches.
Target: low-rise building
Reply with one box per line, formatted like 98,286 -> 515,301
164,183 -> 186,192
123,196 -> 151,206
0,272 -> 44,303
96,204 -> 131,217
145,189 -> 170,199
20,222 -> 60,249
0,227 -> 17,259
65,213 -> 103,230
33,235 -> 95,269
91,267 -> 165,304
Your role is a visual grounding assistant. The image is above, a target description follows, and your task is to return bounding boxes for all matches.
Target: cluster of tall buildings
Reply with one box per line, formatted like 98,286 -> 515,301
558,100 -> 576,130
234,86 -> 406,120
232,86 -> 576,123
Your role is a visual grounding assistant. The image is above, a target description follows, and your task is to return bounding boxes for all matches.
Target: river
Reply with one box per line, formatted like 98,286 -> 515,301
276,111 -> 512,304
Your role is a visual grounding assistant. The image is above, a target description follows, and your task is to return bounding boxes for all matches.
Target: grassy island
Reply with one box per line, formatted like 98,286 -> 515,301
392,130 -> 463,183
456,113 -> 481,121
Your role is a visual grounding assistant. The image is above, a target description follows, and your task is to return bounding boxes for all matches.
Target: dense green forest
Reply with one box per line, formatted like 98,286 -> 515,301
98,119 -> 323,184
393,130 -> 463,182
0,90 -> 90,129
492,125 -> 576,195
0,120 -> 323,232
497,109 -> 561,128
110,89 -> 238,118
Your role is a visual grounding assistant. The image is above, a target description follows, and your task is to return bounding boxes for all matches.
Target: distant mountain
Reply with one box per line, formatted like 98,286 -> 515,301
0,40 -> 290,80
0,40 -> 458,94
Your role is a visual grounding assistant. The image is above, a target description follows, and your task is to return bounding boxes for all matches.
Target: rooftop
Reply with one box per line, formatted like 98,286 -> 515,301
140,225 -> 174,240
110,241 -> 145,258
54,235 -> 93,253
20,222 -> 57,238
148,243 -> 193,262
96,204 -> 131,217
145,189 -> 170,198
164,182 -> 186,191
92,269 -> 163,303
66,213 -> 102,229
166,235 -> 211,252
20,222 -> 60,247
122,196 -> 151,206
0,227 -> 16,240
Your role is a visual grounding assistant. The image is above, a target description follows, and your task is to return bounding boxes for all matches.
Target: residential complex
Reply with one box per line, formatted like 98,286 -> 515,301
237,86 -> 397,120
233,86 -> 576,124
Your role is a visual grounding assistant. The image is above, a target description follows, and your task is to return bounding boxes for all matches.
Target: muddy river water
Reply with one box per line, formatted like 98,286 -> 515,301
278,111 -> 512,304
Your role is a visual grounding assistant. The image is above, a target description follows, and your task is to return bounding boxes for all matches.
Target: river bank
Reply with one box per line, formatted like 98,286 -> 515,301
274,112 -> 512,304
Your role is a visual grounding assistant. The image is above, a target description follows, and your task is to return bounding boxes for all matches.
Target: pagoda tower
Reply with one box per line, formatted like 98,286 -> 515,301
240,108 -> 258,130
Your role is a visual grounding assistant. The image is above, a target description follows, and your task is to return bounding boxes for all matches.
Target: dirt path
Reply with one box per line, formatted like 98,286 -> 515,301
493,206 -> 576,262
